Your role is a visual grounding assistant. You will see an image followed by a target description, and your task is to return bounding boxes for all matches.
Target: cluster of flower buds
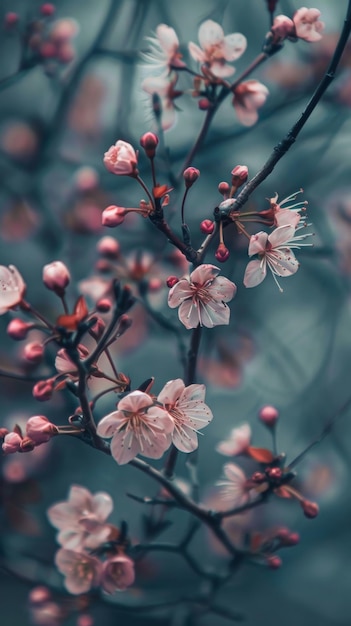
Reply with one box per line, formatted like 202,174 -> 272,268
1,416 -> 58,454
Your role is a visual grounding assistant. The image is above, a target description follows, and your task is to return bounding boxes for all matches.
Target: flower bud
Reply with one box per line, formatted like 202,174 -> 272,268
90,317 -> 106,338
96,298 -> 112,313
2,431 -> 22,454
116,314 -> 133,337
215,243 -> 230,262
200,219 -> 215,234
43,261 -> 70,295
32,379 -> 54,401
301,499 -> 319,519
103,140 -> 138,177
277,530 -> 299,546
251,471 -> 266,483
166,276 -> 179,288
148,278 -> 163,291
7,318 -> 33,340
259,405 -> 279,428
266,467 -> 282,481
23,342 -> 44,364
198,98 -> 211,110
183,167 -> 200,189
231,165 -> 248,187
0,427 -> 9,439
102,205 -> 126,227
77,615 -> 94,626
271,15 -> 295,41
96,236 -> 120,258
4,12 -> 19,27
40,3 -> 55,16
26,415 -> 58,444
266,555 -> 282,569
28,586 -> 52,605
218,181 -> 230,196
140,132 -> 159,158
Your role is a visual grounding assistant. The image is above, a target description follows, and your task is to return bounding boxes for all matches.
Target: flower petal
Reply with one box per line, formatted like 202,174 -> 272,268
168,279 -> 192,308
178,298 -> 200,329
223,33 -> 247,60
243,259 -> 267,288
96,411 -> 121,438
268,224 -> 295,248
158,378 -> 185,406
190,264 -> 220,285
198,20 -> 224,50
248,232 -> 268,256
118,390 -> 153,413
207,276 -> 237,302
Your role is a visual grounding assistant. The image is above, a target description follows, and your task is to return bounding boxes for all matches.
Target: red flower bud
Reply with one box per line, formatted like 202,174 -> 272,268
218,181 -> 230,196
231,165 -> 248,187
40,3 -> 55,16
102,205 -> 126,227
266,555 -> 282,570
198,98 -> 211,110
96,298 -> 112,313
7,318 -> 33,340
183,167 -> 200,188
266,467 -> 282,481
140,132 -> 159,158
96,236 -> 120,258
32,379 -> 54,401
23,342 -> 44,364
301,499 -> 319,519
166,276 -> 179,288
200,219 -> 215,234
215,243 -> 230,262
259,405 -> 279,428
4,12 -> 19,27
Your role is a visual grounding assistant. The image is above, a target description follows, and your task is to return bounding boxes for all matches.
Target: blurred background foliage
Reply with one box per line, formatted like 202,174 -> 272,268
1,0 -> 351,625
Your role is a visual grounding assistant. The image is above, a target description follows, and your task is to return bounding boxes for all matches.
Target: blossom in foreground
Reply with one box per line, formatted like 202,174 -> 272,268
97,390 -> 174,465
142,24 -> 185,73
47,485 -> 113,549
243,224 -> 312,291
157,378 -> 213,452
55,549 -> 102,595
217,463 -> 250,507
216,423 -> 252,456
168,264 -> 237,329
101,555 -> 135,593
0,265 -> 26,314
233,80 -> 269,126
188,19 -> 247,78
103,140 -> 138,176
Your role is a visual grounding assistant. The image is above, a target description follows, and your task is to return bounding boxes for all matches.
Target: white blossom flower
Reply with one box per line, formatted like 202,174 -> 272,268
188,20 -> 247,78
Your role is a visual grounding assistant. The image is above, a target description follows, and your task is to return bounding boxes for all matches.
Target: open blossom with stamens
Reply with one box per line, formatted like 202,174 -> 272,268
142,74 -> 180,130
157,379 -> 213,453
216,423 -> 251,456
168,264 -> 236,329
0,265 -> 26,314
103,140 -> 138,176
142,24 -> 185,73
268,190 -> 308,227
217,463 -> 250,507
293,7 -> 324,42
243,224 -> 313,291
97,390 -> 174,465
47,485 -> 114,550
188,20 -> 247,78
233,80 -> 269,126
55,549 -> 102,595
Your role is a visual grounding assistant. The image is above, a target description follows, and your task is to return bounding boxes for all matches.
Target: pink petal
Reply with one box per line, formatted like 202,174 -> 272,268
248,232 -> 268,256
207,276 -> 237,302
223,33 -> 247,61
160,99 -> 177,130
172,425 -> 198,453
180,383 -> 206,404
267,249 -> 299,276
111,430 -> 141,465
190,264 -> 220,285
198,299 -> 230,327
96,411 -> 121,438
234,105 -> 259,127
188,41 -> 206,63
178,298 -> 201,329
209,62 -> 235,78
274,209 -> 301,228
91,492 -> 113,520
158,378 -> 185,406
57,529 -> 83,550
198,20 -> 224,50
243,259 -> 267,288
118,390 -> 153,413
156,24 -> 179,53
224,462 -> 246,483
168,279 -> 192,308
268,224 -> 295,247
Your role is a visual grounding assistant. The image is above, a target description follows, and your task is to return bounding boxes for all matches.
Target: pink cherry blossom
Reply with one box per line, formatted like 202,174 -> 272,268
233,80 -> 269,126
216,423 -> 251,456
26,415 -> 58,444
142,24 -> 185,72
168,264 -> 236,329
269,190 -> 308,227
157,378 -> 213,453
47,485 -> 113,550
0,265 -> 26,314
217,463 -> 250,507
103,140 -> 138,176
96,390 -> 174,465
101,555 -> 135,593
2,431 -> 22,454
55,549 -> 102,595
243,224 -> 313,291
42,261 -> 70,293
293,7 -> 324,43
188,20 -> 247,78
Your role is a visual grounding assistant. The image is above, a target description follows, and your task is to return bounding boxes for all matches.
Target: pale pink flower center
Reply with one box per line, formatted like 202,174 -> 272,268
191,283 -> 212,305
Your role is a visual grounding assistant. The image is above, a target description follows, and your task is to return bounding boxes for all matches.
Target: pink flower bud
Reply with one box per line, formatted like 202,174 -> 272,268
166,276 -> 179,288
140,132 -> 159,158
2,431 -> 22,454
28,586 -> 52,605
271,15 -> 295,41
200,219 -> 215,234
183,167 -> 200,188
50,18 -> 78,43
90,317 -> 106,339
148,278 -> 163,292
259,405 -> 279,428
198,98 -> 211,110
40,42 -> 57,59
218,181 -> 230,196
103,140 -> 138,177
301,499 -> 319,519
43,261 -> 70,294
23,341 -> 44,363
266,555 -> 282,569
77,615 -> 94,626
231,165 -> 248,187
4,12 -> 19,27
57,43 -> 75,64
7,318 -> 33,340
26,415 -> 58,444
96,298 -> 112,313
215,243 -> 230,262
101,555 -> 135,593
276,529 -> 299,547
116,314 -> 132,337
102,205 -> 126,227
32,379 -> 54,401
96,236 -> 120,258
40,4 -> 55,16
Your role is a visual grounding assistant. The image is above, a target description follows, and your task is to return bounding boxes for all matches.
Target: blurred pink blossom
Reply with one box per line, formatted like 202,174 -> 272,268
55,549 -> 102,595
233,80 -> 269,126
188,20 -> 247,78
101,554 -> 135,593
216,423 -> 252,456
